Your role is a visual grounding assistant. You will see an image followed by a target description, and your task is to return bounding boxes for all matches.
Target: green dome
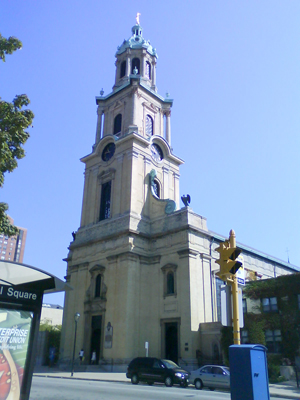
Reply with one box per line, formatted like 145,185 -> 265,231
116,24 -> 158,58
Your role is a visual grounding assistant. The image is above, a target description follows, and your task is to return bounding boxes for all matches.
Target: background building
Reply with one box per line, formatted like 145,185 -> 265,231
0,216 -> 27,262
40,303 -> 63,327
60,20 -> 299,370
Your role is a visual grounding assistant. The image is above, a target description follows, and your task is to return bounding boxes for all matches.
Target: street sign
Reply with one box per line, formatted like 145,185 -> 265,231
236,255 -> 245,285
221,284 -> 244,328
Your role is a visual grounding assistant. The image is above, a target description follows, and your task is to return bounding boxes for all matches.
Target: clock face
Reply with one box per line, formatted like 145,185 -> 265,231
102,142 -> 116,161
151,144 -> 163,162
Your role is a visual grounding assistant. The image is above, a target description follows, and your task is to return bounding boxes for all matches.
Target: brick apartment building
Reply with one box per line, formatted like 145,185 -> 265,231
0,216 -> 27,263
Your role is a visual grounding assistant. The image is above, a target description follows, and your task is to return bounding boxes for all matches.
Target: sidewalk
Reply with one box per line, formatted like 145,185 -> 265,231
33,367 -> 300,399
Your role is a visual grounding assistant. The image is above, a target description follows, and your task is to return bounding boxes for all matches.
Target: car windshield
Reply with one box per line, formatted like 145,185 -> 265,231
161,359 -> 180,369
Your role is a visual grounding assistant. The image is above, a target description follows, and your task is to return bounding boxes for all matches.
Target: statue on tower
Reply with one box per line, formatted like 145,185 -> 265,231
136,12 -> 141,25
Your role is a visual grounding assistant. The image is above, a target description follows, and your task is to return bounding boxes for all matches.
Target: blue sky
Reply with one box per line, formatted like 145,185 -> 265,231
1,1 -> 299,306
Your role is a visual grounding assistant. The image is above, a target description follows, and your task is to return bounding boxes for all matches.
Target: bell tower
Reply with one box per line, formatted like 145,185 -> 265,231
79,18 -> 183,231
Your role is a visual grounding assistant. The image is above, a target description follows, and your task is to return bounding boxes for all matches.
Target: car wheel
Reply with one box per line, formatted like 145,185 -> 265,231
209,387 -> 215,391
194,379 -> 203,390
165,376 -> 173,387
131,374 -> 139,385
147,382 -> 153,386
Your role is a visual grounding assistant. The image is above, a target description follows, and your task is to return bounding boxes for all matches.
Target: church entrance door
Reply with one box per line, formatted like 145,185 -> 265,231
165,322 -> 178,363
90,315 -> 102,364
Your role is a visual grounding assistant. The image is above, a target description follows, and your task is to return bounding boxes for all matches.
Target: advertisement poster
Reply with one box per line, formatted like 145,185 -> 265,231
0,309 -> 33,400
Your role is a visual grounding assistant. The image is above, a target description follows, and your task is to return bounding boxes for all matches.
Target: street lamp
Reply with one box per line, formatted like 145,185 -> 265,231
71,312 -> 80,377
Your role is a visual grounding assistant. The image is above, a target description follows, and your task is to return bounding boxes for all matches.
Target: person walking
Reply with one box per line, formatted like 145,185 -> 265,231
79,349 -> 84,364
91,351 -> 96,365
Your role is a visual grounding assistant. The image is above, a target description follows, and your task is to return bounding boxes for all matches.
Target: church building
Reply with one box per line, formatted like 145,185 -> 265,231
60,18 -> 298,370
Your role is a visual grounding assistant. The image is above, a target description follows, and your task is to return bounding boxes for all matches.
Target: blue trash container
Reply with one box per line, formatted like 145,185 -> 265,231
229,344 -> 270,400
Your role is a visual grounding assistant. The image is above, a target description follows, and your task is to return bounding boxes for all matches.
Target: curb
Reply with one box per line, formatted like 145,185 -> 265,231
33,374 -> 129,384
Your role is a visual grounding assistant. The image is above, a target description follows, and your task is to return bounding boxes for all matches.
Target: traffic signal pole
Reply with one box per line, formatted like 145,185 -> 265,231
229,230 -> 240,345
216,229 -> 241,345
228,275 -> 240,345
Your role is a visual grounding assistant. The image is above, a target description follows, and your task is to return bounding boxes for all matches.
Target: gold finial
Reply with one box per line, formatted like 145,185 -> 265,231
136,12 -> 141,25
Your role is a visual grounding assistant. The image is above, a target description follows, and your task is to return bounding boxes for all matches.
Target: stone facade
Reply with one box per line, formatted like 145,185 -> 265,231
60,21 -> 298,370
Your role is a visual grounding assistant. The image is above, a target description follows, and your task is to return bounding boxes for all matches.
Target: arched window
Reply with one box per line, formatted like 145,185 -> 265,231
145,61 -> 151,79
153,179 -> 160,198
114,114 -> 122,135
99,181 -> 111,221
167,272 -> 175,295
162,264 -> 177,298
120,61 -> 126,78
132,58 -> 140,74
95,274 -> 101,298
145,115 -> 153,136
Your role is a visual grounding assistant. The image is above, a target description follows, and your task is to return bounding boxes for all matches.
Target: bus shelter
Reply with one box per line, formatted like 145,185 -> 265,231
0,260 -> 71,400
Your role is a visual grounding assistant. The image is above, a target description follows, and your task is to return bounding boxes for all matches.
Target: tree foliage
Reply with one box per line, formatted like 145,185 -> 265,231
0,34 -> 22,62
0,34 -> 34,236
243,273 -> 300,362
0,203 -> 18,237
39,321 -> 62,366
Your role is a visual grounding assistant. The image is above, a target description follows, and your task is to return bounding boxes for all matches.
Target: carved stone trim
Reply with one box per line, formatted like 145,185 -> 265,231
140,255 -> 161,265
98,168 -> 116,184
200,253 -> 212,261
177,249 -> 199,259
161,263 -> 178,274
89,264 -> 106,274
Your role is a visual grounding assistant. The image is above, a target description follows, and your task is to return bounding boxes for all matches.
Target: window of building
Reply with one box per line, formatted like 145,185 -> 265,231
216,277 -> 223,322
120,61 -> 126,78
161,264 -> 177,298
99,181 -> 111,221
262,297 -> 278,312
145,114 -> 153,136
1,257 -> 4,260
95,274 -> 102,298
166,271 -> 174,295
131,58 -> 140,74
242,298 -> 247,314
89,265 -> 106,302
145,61 -> 151,79
114,114 -> 122,136
265,330 -> 282,353
241,330 -> 249,344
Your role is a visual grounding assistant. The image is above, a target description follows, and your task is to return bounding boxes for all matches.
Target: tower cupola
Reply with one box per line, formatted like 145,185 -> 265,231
113,14 -> 157,92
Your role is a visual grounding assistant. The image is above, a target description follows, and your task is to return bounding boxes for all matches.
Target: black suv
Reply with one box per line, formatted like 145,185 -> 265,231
126,357 -> 189,387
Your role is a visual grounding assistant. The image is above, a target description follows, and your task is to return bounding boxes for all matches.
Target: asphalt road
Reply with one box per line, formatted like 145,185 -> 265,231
29,377 -> 293,400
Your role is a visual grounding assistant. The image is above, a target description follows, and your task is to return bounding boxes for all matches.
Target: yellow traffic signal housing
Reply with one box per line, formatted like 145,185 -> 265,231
215,231 -> 242,282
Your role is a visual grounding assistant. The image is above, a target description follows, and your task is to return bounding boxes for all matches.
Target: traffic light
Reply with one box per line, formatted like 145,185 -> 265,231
216,230 -> 242,282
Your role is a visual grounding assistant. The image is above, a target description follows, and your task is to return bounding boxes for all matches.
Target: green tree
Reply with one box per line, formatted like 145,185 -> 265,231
0,34 -> 34,236
40,321 -> 62,366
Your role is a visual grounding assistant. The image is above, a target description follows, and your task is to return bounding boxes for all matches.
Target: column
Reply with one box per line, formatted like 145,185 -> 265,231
132,88 -> 138,126
95,107 -> 103,144
165,110 -> 171,145
127,55 -> 131,76
152,61 -> 156,87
